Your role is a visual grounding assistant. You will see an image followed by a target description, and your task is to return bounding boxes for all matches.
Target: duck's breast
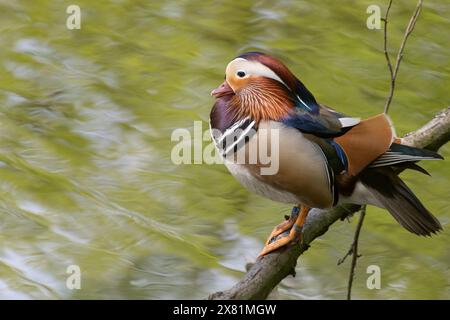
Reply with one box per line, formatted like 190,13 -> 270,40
224,121 -> 334,208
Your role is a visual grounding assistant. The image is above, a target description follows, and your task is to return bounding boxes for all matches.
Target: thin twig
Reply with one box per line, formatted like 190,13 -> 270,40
337,205 -> 366,298
337,247 -> 353,265
384,0 -> 423,114
382,0 -> 394,92
346,205 -> 366,300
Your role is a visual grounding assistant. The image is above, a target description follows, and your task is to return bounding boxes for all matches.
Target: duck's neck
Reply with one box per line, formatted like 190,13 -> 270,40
229,79 -> 294,124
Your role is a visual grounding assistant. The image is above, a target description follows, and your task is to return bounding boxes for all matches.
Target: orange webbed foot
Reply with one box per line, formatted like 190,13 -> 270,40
264,206 -> 300,245
258,206 -> 310,257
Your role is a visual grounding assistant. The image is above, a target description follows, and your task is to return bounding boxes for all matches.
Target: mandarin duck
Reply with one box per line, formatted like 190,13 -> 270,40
210,52 -> 442,257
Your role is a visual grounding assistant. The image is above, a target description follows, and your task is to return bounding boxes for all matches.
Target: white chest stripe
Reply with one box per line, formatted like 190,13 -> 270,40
210,117 -> 256,157
223,120 -> 256,155
216,117 -> 249,144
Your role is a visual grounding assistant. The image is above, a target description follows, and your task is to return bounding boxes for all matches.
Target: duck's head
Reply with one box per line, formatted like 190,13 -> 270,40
211,52 -> 318,122
211,52 -> 295,96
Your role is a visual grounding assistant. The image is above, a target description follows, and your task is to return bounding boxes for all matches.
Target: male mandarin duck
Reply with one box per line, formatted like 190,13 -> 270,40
209,52 -> 442,257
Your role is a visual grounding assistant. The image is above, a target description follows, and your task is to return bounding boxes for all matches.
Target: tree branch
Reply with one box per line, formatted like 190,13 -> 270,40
208,107 -> 450,300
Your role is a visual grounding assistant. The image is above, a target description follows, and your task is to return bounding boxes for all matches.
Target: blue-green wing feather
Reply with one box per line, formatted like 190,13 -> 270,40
282,102 -> 359,138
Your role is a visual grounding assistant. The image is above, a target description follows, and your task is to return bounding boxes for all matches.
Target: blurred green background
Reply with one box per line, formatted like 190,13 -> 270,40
0,0 -> 448,299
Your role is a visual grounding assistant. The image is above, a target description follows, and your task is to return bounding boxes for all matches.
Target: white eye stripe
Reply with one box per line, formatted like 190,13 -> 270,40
226,58 -> 288,88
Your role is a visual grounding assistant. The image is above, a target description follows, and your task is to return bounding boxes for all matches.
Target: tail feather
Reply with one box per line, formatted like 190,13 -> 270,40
394,162 -> 431,176
369,143 -> 443,168
360,167 -> 442,236
390,143 -> 443,159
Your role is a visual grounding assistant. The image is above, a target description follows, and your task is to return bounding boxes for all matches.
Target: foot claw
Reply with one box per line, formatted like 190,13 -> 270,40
264,207 -> 300,245
259,206 -> 310,257
259,231 -> 298,257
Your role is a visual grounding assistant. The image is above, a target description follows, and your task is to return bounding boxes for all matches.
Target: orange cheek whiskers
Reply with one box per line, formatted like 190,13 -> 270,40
229,80 -> 294,123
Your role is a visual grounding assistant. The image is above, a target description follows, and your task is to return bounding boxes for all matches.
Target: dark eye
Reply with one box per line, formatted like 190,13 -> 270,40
236,71 -> 246,78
